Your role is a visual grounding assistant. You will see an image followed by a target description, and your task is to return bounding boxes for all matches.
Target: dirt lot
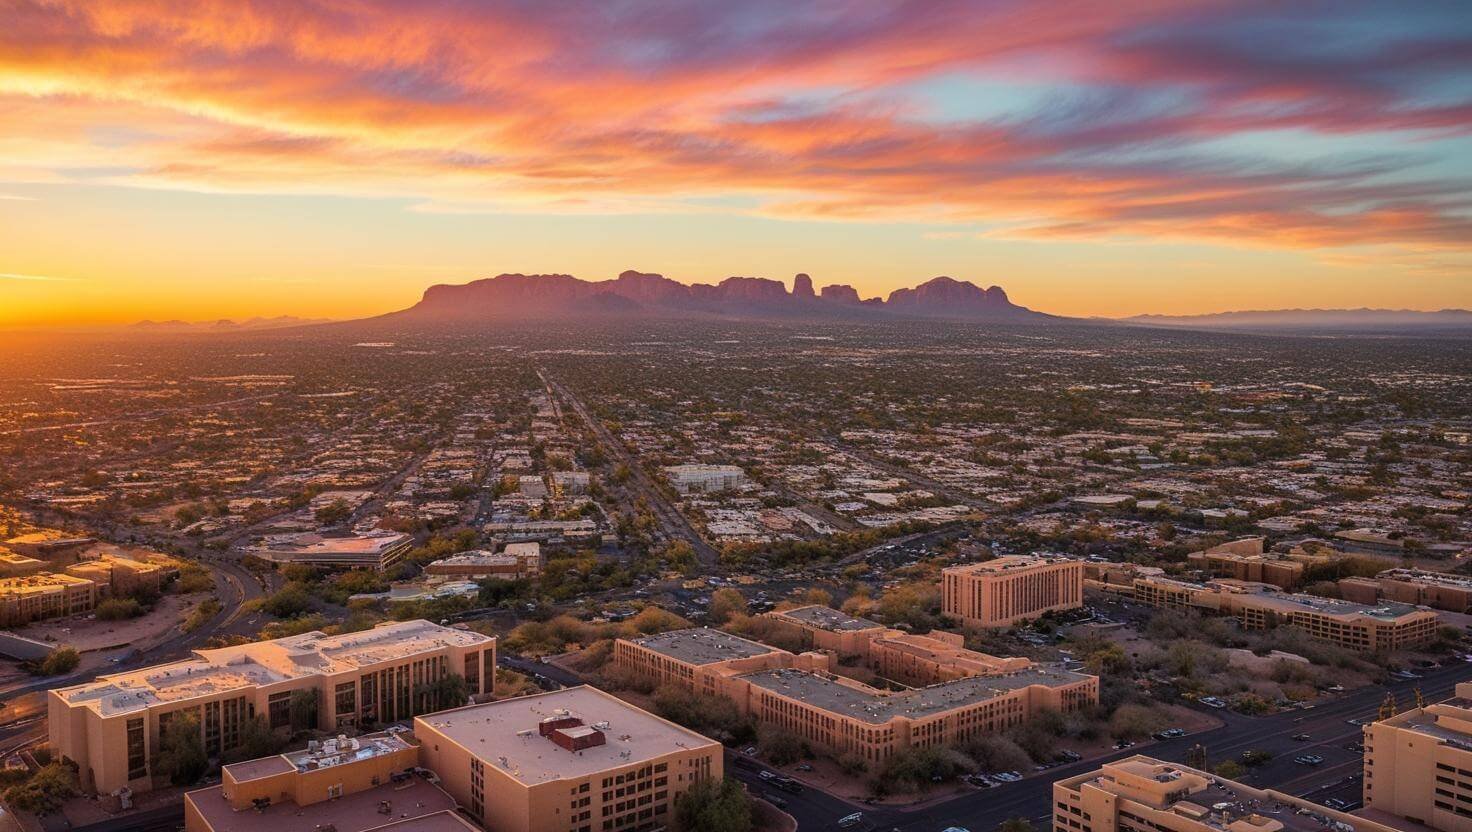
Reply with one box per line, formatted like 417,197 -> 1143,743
16,593 -> 203,654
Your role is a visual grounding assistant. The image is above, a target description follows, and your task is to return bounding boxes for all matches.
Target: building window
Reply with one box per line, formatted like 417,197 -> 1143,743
268,692 -> 292,730
335,682 -> 357,719
126,718 -> 146,779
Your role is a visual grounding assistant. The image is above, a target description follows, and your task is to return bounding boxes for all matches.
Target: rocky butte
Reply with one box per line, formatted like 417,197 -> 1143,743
383,270 -> 1055,323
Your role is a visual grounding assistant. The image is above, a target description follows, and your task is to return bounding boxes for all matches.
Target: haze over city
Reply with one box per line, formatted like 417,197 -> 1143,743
2,1 -> 1471,326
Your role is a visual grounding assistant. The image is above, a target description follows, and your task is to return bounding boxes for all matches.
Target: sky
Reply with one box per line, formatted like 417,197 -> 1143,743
1,0 -> 1470,326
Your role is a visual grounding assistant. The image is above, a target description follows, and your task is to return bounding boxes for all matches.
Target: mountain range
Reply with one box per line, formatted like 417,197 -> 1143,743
383,271 -> 1053,323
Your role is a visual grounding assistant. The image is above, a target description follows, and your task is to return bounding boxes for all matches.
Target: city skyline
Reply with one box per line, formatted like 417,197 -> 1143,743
3,1 -> 1471,326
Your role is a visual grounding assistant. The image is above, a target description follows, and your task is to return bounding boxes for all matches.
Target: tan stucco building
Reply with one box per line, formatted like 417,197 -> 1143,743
614,626 -> 1097,766
184,731 -> 477,832
1342,569 -> 1472,615
1055,755 -> 1403,832
1187,538 -> 1305,590
1131,575 -> 1440,652
50,619 -> 495,796
942,555 -> 1084,628
414,686 -> 722,832
0,572 -> 98,626
1364,681 -> 1472,831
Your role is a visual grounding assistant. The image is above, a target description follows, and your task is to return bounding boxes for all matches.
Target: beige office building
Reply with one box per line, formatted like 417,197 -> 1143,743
614,626 -> 1096,766
943,556 -> 1084,628
0,572 -> 99,626
415,685 -> 722,832
1131,575 -> 1440,652
1187,538 -> 1305,590
1342,569 -> 1472,615
50,620 -> 495,795
1055,755 -> 1402,832
1364,680 -> 1472,831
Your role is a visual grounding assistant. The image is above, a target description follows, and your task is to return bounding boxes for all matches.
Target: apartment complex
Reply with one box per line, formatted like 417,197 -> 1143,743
1187,537 -> 1305,590
1131,575 -> 1440,651
662,464 -> 747,494
1342,568 -> 1472,615
614,626 -> 1096,765
185,731 -> 476,832
425,543 -> 544,582
246,531 -> 413,570
1054,755 -> 1402,832
50,620 -> 495,795
942,555 -> 1084,628
0,572 -> 99,626
415,686 -> 722,832
1363,680 -> 1472,831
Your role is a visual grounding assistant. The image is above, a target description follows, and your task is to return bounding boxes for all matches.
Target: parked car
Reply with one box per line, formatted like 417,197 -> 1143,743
758,770 -> 776,781
1292,734 -> 1311,741
1199,696 -> 1227,709
1294,754 -> 1324,766
763,793 -> 788,809
838,812 -> 864,828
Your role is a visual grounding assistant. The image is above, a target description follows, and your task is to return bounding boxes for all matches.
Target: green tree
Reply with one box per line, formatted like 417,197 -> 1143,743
430,673 -> 470,710
708,588 -> 748,625
95,597 -> 144,620
261,583 -> 313,618
224,715 -> 285,763
314,498 -> 352,525
3,762 -> 79,813
1213,760 -> 1246,780
1000,818 -> 1037,832
37,646 -> 80,676
290,689 -> 319,732
153,712 -> 208,786
673,777 -> 751,832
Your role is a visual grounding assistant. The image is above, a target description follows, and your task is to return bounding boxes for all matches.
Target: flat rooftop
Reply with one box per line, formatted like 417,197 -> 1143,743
945,555 -> 1075,575
774,605 -> 883,632
252,531 -> 410,555
743,665 -> 1092,724
628,627 -> 782,665
187,777 -> 467,832
414,685 -> 718,786
54,620 -> 491,717
1379,568 -> 1472,591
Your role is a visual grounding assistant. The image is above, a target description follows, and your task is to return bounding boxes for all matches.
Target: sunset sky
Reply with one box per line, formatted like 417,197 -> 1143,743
2,0 -> 1470,326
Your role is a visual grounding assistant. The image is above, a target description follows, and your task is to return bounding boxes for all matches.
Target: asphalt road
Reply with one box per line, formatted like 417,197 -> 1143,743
756,661 -> 1472,832
540,369 -> 720,568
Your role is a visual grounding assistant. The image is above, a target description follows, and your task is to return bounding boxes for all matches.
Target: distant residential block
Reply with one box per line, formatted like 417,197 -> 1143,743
942,555 -> 1084,627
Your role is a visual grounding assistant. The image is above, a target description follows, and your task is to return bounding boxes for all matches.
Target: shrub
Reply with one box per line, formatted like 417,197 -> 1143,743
36,647 -> 80,676
3,762 -> 78,813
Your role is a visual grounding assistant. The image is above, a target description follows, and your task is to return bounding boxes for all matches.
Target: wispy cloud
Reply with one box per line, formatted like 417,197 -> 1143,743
0,194 -> 36,201
0,272 -> 76,281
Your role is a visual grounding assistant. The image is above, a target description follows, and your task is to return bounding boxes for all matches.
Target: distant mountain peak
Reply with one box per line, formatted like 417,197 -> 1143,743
387,270 -> 1053,323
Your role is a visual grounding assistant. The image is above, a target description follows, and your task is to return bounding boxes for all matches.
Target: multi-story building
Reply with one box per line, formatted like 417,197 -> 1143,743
614,626 -> 1096,765
0,551 -> 46,577
185,731 -> 476,832
1187,538 -> 1305,590
0,572 -> 99,626
1055,755 -> 1402,832
1130,575 -> 1440,652
66,555 -> 172,597
50,619 -> 495,795
246,531 -> 412,570
942,556 -> 1084,628
662,464 -> 747,494
1342,568 -> 1472,615
425,543 -> 544,582
415,685 -> 722,832
763,605 -> 1031,686
1363,681 -> 1472,831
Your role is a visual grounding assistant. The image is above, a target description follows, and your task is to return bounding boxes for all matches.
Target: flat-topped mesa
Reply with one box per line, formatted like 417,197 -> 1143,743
390,269 -> 1051,322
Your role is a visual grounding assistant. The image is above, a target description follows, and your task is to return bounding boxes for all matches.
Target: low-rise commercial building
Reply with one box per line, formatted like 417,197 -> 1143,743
1054,755 -> 1402,832
50,620 -> 495,796
1131,575 -> 1440,652
246,531 -> 413,570
1341,569 -> 1472,615
415,686 -> 722,832
425,543 -> 543,582
662,464 -> 747,494
184,731 -> 476,832
0,572 -> 99,626
66,555 -> 173,597
1187,538 -> 1305,590
1363,680 -> 1472,831
614,626 -> 1096,765
942,555 -> 1084,628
